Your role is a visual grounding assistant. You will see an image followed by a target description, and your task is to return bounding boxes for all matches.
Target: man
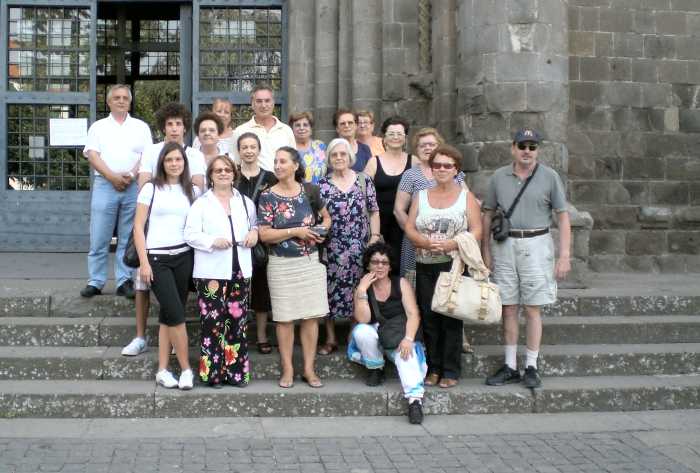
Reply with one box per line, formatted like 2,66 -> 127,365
334,108 -> 372,172
82,84 -> 152,299
481,128 -> 571,388
230,83 -> 295,171
120,102 -> 205,357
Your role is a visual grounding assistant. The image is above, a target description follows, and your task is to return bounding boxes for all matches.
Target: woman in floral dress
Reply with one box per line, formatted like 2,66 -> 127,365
317,138 -> 381,354
185,155 -> 259,388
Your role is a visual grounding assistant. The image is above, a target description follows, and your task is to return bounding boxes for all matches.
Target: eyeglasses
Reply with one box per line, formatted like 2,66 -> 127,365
418,142 -> 438,149
292,122 -> 310,129
430,162 -> 456,170
212,167 -> 233,174
369,259 -> 391,266
517,143 -> 538,151
338,121 -> 356,127
385,132 -> 405,138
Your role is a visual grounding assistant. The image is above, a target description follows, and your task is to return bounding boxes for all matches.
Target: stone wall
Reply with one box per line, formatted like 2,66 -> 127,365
568,0 -> 700,272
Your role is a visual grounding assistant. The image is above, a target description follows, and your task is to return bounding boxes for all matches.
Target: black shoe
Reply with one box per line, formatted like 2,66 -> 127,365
485,364 -> 521,386
365,368 -> 384,387
80,285 -> 102,298
116,280 -> 135,299
523,366 -> 542,388
408,400 -> 423,425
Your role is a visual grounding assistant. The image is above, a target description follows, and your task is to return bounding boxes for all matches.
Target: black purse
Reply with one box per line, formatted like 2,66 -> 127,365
240,190 -> 268,269
368,287 -> 406,350
123,183 -> 155,268
491,164 -> 538,242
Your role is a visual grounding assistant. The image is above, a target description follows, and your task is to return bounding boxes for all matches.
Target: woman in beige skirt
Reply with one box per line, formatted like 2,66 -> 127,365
258,146 -> 331,388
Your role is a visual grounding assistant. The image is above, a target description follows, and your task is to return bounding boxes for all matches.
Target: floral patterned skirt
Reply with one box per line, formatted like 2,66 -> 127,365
195,272 -> 251,387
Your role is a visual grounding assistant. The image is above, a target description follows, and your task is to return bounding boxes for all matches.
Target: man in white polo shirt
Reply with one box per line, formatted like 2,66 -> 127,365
120,102 -> 205,357
82,84 -> 152,299
230,83 -> 295,171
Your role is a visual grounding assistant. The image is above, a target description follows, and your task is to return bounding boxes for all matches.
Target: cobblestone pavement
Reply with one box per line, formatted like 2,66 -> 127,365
0,432 -> 694,473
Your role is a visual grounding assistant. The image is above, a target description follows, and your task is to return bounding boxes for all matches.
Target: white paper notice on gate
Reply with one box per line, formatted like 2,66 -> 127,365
49,118 -> 88,146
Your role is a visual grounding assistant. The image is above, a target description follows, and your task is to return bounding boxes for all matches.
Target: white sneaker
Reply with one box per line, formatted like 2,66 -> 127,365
155,369 -> 178,388
121,337 -> 148,356
178,369 -> 194,390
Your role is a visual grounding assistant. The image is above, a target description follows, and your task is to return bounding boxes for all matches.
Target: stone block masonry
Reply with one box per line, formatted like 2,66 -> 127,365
568,0 -> 700,272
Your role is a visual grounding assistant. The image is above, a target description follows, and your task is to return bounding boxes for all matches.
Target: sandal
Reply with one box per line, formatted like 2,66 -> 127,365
301,374 -> 324,388
256,341 -> 273,354
424,373 -> 440,386
278,377 -> 294,389
439,378 -> 458,389
317,342 -> 338,356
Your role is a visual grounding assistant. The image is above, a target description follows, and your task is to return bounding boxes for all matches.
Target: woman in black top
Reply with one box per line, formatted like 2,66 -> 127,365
348,242 -> 427,425
235,132 -> 277,354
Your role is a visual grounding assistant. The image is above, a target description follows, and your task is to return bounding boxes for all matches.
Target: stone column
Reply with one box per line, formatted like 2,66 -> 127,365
351,0 -> 383,112
432,0 -> 458,142
456,0 -> 590,286
313,0 -> 340,142
287,0 -> 316,114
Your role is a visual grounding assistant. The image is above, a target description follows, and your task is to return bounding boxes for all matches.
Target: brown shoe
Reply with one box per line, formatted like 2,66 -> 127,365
424,373 -> 440,386
439,378 -> 458,388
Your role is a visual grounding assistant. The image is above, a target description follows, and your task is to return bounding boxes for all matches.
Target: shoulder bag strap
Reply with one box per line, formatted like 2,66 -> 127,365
143,181 -> 156,240
239,192 -> 252,231
250,170 -> 266,203
504,163 -> 538,219
367,287 -> 386,325
356,172 -> 369,222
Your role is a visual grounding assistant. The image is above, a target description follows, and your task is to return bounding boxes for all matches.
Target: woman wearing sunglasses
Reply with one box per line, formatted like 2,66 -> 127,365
185,155 -> 258,388
404,145 -> 482,388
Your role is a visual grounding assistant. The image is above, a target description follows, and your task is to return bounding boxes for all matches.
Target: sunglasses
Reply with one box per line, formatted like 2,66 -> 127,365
517,143 -> 538,151
369,259 -> 391,266
430,162 -> 456,170
212,167 -> 233,174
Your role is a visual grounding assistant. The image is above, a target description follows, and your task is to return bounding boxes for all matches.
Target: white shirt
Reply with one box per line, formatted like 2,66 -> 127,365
137,183 -> 201,249
83,113 -> 152,175
192,137 -> 230,156
184,189 -> 258,279
138,142 -> 206,178
230,116 -> 295,171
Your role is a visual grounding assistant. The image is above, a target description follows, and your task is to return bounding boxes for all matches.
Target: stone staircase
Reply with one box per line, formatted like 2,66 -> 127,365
1,285 -> 700,418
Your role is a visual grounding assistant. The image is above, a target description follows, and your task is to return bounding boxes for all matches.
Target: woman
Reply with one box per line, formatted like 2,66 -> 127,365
364,116 -> 418,260
194,111 -> 226,168
349,242 -> 427,425
234,132 -> 277,355
356,110 -> 385,157
193,98 -> 234,154
317,138 -> 381,355
290,111 -> 327,184
334,108 -> 372,172
405,145 -> 482,388
133,142 -> 198,390
258,147 -> 332,388
184,155 -> 258,388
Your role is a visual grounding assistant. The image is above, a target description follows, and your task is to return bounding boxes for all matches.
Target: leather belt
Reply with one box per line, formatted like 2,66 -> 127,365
508,228 -> 549,239
148,245 -> 191,255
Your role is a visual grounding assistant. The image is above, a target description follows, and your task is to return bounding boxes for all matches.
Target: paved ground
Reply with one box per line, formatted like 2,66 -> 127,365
1,410 -> 700,473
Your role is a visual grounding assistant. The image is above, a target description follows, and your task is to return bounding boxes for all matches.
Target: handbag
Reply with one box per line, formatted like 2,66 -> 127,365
123,183 -> 155,268
240,190 -> 268,269
368,287 -> 406,350
431,256 -> 502,325
491,163 -> 538,242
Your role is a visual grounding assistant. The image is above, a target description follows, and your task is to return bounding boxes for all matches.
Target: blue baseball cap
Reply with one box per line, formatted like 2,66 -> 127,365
513,128 -> 541,144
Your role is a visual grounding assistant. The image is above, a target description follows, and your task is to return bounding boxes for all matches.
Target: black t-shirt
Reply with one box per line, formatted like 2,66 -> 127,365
236,169 -> 277,205
367,277 -> 423,342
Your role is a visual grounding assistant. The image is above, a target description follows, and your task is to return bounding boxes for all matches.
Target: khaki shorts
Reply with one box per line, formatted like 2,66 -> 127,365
490,233 -> 556,306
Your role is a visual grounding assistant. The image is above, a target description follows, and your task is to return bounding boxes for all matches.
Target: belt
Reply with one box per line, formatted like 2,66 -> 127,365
148,245 -> 191,255
508,228 -> 549,239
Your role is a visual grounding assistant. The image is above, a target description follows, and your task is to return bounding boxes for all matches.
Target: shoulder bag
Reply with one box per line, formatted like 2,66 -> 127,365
431,256 -> 502,325
123,183 -> 155,268
240,190 -> 268,269
491,163 -> 538,242
368,287 -> 407,350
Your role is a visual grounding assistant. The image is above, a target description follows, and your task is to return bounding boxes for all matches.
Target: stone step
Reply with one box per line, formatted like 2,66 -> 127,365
2,375 -> 699,418
3,293 -> 700,318
2,315 -> 700,346
1,343 -> 699,381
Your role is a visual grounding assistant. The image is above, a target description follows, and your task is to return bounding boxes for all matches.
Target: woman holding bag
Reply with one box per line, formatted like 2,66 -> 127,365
404,145 -> 482,388
133,142 -> 199,390
235,132 -> 277,354
184,155 -> 258,388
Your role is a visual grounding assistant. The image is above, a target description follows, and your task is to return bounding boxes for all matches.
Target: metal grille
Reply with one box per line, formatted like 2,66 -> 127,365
7,104 -> 91,191
199,7 -> 282,93
139,20 -> 179,43
139,51 -> 179,76
7,7 -> 91,92
96,19 -> 132,77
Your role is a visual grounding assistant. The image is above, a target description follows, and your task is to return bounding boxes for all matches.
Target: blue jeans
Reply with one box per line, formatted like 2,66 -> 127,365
87,175 -> 137,289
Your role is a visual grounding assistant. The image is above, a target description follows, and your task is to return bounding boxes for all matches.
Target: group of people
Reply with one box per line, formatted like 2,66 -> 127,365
82,82 -> 571,424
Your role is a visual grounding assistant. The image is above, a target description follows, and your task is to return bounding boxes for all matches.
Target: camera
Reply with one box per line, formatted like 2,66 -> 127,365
311,225 -> 328,237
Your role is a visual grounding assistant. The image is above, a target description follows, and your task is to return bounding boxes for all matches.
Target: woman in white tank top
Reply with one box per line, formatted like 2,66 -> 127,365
405,145 -> 483,389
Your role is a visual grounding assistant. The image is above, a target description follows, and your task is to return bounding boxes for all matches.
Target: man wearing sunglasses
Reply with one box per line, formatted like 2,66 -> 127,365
481,128 -> 571,389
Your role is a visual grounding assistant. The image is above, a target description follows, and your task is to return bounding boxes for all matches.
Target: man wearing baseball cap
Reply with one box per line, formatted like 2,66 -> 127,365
481,128 -> 571,388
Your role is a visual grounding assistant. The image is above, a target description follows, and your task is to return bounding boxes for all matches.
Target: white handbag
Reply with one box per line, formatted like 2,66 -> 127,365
431,256 -> 502,325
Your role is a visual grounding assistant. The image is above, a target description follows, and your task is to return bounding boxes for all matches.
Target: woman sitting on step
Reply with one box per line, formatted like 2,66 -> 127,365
348,242 -> 427,425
